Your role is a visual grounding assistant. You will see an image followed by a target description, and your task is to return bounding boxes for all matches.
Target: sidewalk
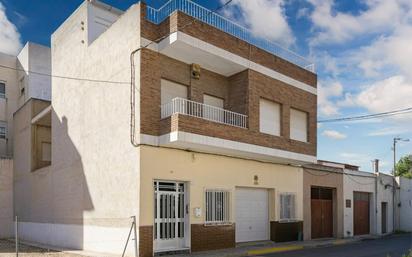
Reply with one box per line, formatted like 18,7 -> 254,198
159,235 -> 380,257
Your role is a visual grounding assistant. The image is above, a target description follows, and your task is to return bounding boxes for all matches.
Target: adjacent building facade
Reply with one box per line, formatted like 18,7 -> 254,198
396,176 -> 412,232
0,42 -> 51,157
0,42 -> 50,239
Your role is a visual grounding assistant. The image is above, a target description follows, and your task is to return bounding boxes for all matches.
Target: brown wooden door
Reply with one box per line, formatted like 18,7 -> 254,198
311,199 -> 323,238
354,192 -> 370,236
322,200 -> 333,237
311,188 -> 334,239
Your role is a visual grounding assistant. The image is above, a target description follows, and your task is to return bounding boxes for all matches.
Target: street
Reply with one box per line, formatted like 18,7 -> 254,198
262,234 -> 412,257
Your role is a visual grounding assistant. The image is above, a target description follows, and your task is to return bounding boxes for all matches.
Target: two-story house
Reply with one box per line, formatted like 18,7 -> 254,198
13,0 -> 317,256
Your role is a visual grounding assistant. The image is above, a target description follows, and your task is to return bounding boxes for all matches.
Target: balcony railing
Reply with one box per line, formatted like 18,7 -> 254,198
146,0 -> 315,72
161,97 -> 248,129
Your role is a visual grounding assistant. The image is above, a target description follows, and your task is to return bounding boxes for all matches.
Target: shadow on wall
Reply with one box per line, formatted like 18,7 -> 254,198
14,108 -> 94,251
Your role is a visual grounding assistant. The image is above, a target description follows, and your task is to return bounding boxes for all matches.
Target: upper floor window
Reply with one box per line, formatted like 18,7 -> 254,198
0,125 -> 6,139
205,189 -> 231,225
19,77 -> 25,97
259,98 -> 281,136
0,82 -> 5,98
279,192 -> 296,222
290,108 -> 308,142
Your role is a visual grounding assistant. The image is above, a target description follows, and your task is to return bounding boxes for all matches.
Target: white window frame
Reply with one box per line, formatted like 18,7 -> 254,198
0,125 -> 6,139
279,192 -> 297,222
290,108 -> 308,142
205,189 -> 231,225
0,82 -> 5,99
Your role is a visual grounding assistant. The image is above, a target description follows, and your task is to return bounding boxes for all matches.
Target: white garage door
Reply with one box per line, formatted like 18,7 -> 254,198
236,188 -> 269,242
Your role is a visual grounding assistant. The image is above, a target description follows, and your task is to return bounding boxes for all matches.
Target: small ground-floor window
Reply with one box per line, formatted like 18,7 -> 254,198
205,189 -> 231,225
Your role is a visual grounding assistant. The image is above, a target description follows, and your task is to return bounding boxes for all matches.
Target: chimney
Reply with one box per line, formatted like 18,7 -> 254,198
373,159 -> 379,174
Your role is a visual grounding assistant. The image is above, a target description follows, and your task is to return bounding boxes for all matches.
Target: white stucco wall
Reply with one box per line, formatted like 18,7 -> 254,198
343,169 -> 376,237
17,42 -> 51,104
397,177 -> 412,232
13,1 -> 142,255
0,158 -> 13,238
376,173 -> 394,235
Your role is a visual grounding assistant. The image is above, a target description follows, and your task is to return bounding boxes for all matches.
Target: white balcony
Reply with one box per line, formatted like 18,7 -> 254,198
161,97 -> 247,129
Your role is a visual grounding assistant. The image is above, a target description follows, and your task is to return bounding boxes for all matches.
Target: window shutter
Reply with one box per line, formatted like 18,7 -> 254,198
259,99 -> 280,136
290,109 -> 308,142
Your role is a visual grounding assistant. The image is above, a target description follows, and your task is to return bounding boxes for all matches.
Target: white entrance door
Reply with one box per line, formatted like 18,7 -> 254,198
235,188 -> 269,243
154,181 -> 188,252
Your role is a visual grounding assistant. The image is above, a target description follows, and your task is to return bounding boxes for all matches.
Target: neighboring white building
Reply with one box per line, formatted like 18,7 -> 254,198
396,176 -> 412,232
0,42 -> 50,239
0,42 -> 51,157
343,168 -> 377,237
376,172 -> 394,235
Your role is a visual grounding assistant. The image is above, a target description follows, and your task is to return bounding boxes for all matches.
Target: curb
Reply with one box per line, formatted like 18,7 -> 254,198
246,238 -> 363,256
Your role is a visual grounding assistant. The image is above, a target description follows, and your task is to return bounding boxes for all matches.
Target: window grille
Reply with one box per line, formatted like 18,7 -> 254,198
205,189 -> 231,225
279,193 -> 296,222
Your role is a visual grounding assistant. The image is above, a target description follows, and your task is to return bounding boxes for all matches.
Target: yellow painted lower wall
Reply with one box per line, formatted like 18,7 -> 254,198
139,145 -> 303,226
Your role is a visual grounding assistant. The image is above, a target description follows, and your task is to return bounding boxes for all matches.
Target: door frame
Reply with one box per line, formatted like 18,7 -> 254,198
310,186 -> 334,239
153,180 -> 191,253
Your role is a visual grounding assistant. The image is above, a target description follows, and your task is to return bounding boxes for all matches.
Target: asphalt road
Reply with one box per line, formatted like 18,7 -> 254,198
263,234 -> 412,257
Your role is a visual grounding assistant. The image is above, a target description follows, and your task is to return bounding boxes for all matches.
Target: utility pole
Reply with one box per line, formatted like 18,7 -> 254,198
392,137 -> 409,232
393,137 -> 410,175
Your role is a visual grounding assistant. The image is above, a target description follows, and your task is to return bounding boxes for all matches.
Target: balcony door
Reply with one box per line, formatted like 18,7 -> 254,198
161,80 -> 188,118
203,94 -> 224,123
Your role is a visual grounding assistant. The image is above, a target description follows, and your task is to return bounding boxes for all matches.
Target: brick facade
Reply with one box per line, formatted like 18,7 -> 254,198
270,221 -> 303,242
191,224 -> 236,252
141,48 -> 317,156
139,225 -> 153,257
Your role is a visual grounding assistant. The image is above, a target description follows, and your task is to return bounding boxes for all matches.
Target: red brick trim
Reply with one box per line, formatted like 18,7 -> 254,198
191,224 -> 235,252
139,225 -> 153,257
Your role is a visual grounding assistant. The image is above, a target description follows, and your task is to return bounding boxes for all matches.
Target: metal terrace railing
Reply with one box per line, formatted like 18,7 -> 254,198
145,0 -> 315,72
161,97 -> 248,129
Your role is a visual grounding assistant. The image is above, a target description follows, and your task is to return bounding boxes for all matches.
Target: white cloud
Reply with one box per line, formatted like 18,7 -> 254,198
222,0 -> 295,47
351,26 -> 412,80
318,81 -> 343,116
0,2 -> 22,55
307,0 -> 406,45
339,76 -> 412,122
322,130 -> 347,140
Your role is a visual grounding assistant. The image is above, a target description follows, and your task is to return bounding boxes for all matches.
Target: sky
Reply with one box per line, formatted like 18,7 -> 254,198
1,0 -> 411,173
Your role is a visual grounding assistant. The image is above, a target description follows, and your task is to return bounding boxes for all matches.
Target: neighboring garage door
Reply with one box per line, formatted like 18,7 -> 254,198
235,188 -> 269,243
311,187 -> 333,239
354,192 -> 370,235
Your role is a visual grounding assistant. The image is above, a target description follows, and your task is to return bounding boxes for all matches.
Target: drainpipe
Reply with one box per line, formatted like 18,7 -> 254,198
373,159 -> 379,235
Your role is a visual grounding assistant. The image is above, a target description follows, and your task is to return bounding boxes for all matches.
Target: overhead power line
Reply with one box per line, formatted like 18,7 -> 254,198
0,64 -> 129,85
318,107 -> 412,123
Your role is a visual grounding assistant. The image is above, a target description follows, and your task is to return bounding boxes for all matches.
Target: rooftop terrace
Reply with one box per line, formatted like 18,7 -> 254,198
145,0 -> 315,72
